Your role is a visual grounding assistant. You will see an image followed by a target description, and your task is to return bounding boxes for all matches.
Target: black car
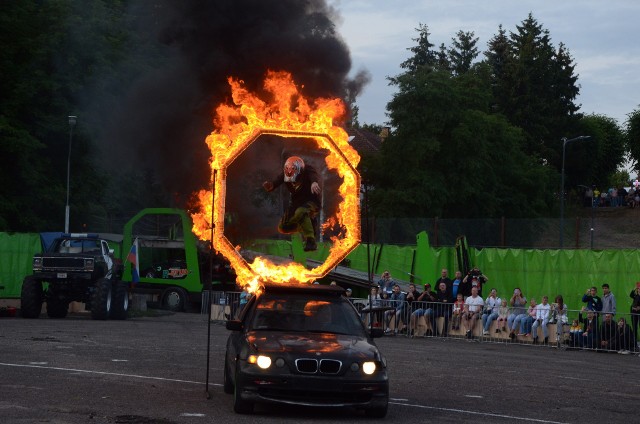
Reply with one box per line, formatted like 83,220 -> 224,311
224,284 -> 389,417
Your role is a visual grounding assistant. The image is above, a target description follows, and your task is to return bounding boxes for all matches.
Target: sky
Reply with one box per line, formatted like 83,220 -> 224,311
330,0 -> 640,129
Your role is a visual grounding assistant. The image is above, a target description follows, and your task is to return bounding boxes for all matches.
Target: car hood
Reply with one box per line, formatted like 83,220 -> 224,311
246,331 -> 381,360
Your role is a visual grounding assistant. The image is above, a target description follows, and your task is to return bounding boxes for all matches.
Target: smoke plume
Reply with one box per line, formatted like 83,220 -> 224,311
102,0 -> 364,203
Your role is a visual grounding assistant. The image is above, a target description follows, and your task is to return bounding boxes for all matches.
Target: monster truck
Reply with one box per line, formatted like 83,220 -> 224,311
21,234 -> 128,320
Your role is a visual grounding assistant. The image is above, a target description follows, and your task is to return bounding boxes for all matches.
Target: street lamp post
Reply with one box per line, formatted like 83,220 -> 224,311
560,135 -> 591,248
65,115 -> 77,233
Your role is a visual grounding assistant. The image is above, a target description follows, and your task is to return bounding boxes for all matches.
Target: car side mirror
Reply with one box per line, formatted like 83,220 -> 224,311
369,327 -> 384,338
226,320 -> 243,331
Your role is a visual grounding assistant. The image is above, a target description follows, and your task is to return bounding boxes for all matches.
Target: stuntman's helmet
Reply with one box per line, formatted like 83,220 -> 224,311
284,156 -> 305,182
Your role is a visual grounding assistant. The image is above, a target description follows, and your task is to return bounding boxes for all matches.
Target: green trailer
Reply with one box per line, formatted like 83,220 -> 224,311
122,208 -> 236,311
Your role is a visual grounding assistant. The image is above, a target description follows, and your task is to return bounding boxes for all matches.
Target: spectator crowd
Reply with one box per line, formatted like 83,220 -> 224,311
359,269 -> 640,355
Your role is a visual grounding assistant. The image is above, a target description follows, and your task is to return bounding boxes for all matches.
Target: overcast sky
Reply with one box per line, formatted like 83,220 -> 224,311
331,0 -> 640,129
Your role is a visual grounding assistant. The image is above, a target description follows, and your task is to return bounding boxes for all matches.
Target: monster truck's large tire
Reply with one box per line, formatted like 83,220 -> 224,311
161,286 -> 188,312
46,297 -> 69,319
110,281 -> 129,320
91,277 -> 112,320
21,276 -> 43,319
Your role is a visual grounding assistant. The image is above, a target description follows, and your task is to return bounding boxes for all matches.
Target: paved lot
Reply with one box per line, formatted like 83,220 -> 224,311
0,311 -> 639,423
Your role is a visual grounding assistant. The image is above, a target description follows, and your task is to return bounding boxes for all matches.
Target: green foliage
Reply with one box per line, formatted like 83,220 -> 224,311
400,23 -> 437,72
0,0 -> 163,232
577,114 -> 626,187
447,30 -> 479,75
364,13 -> 626,222
489,14 -> 581,163
609,170 -> 630,189
626,108 -> 640,173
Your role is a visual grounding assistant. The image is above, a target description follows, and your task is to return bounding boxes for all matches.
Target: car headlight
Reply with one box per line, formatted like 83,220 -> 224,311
248,355 -> 272,369
362,361 -> 376,375
33,258 -> 42,270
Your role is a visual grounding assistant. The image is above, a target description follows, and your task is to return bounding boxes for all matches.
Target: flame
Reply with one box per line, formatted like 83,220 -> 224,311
191,71 -> 360,293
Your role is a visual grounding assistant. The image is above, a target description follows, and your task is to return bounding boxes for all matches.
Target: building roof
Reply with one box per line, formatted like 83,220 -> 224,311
345,127 -> 384,155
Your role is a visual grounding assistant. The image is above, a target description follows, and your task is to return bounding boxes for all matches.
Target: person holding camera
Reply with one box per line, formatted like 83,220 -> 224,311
582,286 -> 603,313
410,283 -> 437,336
378,270 -> 395,295
582,286 -> 603,329
508,288 -> 527,340
462,267 -> 488,298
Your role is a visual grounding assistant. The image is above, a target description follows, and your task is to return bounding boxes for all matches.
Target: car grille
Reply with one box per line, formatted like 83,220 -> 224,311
295,358 -> 342,375
42,257 -> 86,269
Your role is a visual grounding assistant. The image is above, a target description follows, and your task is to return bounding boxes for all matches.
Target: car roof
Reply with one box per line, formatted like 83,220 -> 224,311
262,283 -> 345,296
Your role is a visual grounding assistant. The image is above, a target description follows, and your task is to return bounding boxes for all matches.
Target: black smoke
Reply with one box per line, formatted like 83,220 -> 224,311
102,0 -> 368,205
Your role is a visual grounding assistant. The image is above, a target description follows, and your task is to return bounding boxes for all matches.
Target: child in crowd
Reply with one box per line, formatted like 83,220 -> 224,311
451,293 -> 464,330
496,299 -> 509,333
570,319 -> 581,333
569,319 -> 582,348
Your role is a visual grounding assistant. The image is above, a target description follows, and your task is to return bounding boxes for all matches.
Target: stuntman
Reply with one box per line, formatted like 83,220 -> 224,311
263,156 -> 320,251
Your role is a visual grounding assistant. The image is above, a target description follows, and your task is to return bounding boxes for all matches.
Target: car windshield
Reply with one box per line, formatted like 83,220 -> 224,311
51,238 -> 102,254
249,292 -> 366,337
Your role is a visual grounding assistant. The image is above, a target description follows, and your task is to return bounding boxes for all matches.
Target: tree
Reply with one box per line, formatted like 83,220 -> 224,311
448,31 -> 479,75
373,56 -> 554,219
0,1 -> 168,231
369,17 -> 578,220
400,23 -> 437,73
486,14 -> 581,165
626,107 -> 640,174
485,25 -> 510,115
576,114 -> 626,188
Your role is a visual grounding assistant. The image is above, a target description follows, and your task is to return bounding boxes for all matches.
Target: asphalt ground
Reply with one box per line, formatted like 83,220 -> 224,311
1,311 -> 639,424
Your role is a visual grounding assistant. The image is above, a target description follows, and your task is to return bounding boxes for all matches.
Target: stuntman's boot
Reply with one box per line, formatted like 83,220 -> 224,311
304,237 -> 317,252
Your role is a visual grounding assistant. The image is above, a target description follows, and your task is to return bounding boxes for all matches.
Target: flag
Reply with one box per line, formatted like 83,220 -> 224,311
127,237 -> 140,283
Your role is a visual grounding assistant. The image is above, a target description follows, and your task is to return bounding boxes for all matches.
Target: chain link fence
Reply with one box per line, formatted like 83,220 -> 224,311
368,213 -> 640,249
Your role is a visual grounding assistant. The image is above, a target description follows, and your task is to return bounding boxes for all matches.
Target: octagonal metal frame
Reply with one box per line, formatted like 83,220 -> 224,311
211,128 -> 361,282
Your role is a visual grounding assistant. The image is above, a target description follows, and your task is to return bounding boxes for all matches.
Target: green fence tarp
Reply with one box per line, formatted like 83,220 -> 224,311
470,247 -> 640,313
3,231 -> 640,314
0,233 -> 41,298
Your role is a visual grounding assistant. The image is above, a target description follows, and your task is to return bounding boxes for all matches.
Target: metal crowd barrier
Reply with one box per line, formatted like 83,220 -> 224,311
205,291 -> 640,354
202,291 -> 242,320
359,298 -> 640,353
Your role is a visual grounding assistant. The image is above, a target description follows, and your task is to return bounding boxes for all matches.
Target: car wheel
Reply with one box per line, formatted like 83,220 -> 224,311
110,281 -> 129,320
364,405 -> 388,418
223,358 -> 234,394
20,276 -> 43,319
233,369 -> 253,414
91,277 -> 112,320
162,287 -> 187,312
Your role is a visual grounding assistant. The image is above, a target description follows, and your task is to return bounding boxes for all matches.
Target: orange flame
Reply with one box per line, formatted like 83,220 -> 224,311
191,71 -> 360,293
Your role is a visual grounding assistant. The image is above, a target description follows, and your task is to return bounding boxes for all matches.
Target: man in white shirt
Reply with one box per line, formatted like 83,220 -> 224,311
462,287 -> 484,339
532,295 -> 551,344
